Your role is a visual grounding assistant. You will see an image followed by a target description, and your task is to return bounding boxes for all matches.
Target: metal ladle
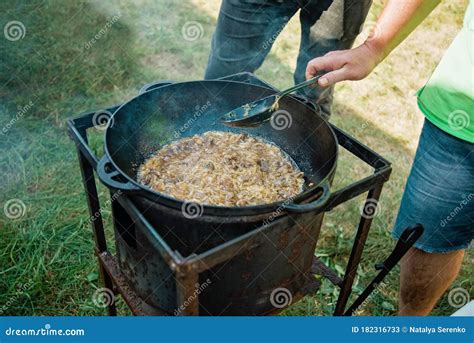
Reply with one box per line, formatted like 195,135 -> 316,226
220,74 -> 323,127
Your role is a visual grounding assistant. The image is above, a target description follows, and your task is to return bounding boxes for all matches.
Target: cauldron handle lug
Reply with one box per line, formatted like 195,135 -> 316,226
283,180 -> 331,213
97,155 -> 141,193
288,94 -> 329,120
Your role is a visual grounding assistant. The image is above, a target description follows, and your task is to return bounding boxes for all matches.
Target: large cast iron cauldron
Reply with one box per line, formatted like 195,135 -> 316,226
96,80 -> 338,315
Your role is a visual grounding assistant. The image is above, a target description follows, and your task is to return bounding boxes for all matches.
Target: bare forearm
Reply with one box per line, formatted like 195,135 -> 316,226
367,0 -> 442,63
306,0 -> 442,86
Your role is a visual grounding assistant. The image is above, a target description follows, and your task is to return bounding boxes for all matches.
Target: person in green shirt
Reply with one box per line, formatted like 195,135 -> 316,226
306,0 -> 473,315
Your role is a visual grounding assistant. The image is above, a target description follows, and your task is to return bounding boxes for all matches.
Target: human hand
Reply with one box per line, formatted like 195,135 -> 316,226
306,42 -> 384,87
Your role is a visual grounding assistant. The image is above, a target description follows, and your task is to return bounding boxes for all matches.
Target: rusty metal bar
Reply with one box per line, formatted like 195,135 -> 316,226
118,197 -> 182,266
333,185 -> 383,316
311,257 -> 343,287
175,270 -> 200,316
98,252 -> 167,316
325,170 -> 389,211
74,127 -> 117,316
185,216 -> 293,272
330,125 -> 390,170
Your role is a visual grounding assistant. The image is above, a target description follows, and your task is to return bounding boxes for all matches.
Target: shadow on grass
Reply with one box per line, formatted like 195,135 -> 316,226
0,0 -> 136,121
0,0 -> 139,316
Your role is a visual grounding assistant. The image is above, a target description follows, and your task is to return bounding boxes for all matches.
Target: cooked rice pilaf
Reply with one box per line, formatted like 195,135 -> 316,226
138,131 -> 304,206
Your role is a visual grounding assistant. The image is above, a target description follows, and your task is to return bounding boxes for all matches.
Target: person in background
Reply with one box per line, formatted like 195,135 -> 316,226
205,0 -> 372,117
307,0 -> 473,315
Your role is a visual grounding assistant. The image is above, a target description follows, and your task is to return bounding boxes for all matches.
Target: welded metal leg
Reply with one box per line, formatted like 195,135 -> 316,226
75,133 -> 117,316
343,224 -> 424,315
175,271 -> 199,316
333,186 -> 383,315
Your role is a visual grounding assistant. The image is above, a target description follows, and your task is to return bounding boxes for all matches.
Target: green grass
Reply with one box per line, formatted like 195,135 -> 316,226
0,0 -> 471,316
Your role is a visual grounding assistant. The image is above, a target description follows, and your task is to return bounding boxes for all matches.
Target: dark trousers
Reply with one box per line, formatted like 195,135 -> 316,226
205,0 -> 372,116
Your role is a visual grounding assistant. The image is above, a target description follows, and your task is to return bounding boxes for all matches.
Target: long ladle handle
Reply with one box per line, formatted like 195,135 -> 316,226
278,73 -> 324,98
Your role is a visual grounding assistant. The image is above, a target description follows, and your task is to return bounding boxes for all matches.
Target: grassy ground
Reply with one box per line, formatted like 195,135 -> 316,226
0,0 -> 471,316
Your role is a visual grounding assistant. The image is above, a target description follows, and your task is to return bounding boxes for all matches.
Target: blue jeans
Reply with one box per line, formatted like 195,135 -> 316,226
205,0 -> 371,116
393,120 -> 474,253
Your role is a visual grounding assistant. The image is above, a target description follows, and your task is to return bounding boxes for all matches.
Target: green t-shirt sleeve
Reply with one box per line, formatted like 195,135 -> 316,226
417,4 -> 474,144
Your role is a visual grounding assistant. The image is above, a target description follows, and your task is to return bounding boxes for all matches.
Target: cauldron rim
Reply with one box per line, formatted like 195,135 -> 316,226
102,79 -> 339,216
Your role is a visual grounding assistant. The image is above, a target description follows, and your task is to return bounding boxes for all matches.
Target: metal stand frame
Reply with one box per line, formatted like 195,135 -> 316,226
67,73 -> 422,316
